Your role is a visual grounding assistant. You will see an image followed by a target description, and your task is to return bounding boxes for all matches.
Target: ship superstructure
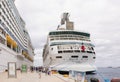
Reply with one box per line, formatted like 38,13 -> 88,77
43,13 -> 96,72
0,0 -> 34,72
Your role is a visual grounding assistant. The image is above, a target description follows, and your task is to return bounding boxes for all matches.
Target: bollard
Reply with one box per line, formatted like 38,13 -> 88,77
90,78 -> 99,82
111,78 -> 120,82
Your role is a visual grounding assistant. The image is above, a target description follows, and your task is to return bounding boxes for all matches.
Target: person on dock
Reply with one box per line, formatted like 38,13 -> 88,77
48,67 -> 51,75
45,68 -> 48,75
48,70 -> 51,75
39,70 -> 41,78
38,67 -> 42,78
30,66 -> 34,72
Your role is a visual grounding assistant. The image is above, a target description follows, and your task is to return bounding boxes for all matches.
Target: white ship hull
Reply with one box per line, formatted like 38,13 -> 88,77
43,43 -> 96,72
51,63 -> 96,72
0,43 -> 32,72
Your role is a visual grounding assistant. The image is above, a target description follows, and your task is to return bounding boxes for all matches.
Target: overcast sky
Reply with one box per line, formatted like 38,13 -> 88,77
15,0 -> 120,67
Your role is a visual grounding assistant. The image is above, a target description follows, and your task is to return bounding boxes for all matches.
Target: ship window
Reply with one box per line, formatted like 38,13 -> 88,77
93,57 -> 96,59
74,50 -> 80,52
82,56 -> 88,58
2,1 -> 6,7
57,46 -> 59,49
81,50 -> 85,53
71,56 -> 78,58
58,51 -> 62,53
63,50 -> 73,53
51,48 -> 53,50
50,38 -> 54,41
49,31 -> 90,37
87,51 -> 92,53
56,56 -> 62,58
91,47 -> 94,50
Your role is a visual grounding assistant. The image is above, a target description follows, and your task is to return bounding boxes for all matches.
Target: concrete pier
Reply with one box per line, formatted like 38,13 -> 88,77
0,71 -> 74,82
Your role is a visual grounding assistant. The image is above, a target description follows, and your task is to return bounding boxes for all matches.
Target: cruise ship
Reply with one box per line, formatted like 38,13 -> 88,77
43,13 -> 97,72
0,0 -> 34,72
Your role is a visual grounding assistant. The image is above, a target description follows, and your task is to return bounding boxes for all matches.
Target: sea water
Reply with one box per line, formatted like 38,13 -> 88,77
86,67 -> 120,82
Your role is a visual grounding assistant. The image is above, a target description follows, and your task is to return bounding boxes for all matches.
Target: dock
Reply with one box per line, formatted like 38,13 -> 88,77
0,71 -> 74,82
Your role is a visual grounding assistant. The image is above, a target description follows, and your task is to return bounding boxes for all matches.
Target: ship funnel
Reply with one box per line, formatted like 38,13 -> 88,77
61,13 -> 70,25
60,12 -> 74,30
